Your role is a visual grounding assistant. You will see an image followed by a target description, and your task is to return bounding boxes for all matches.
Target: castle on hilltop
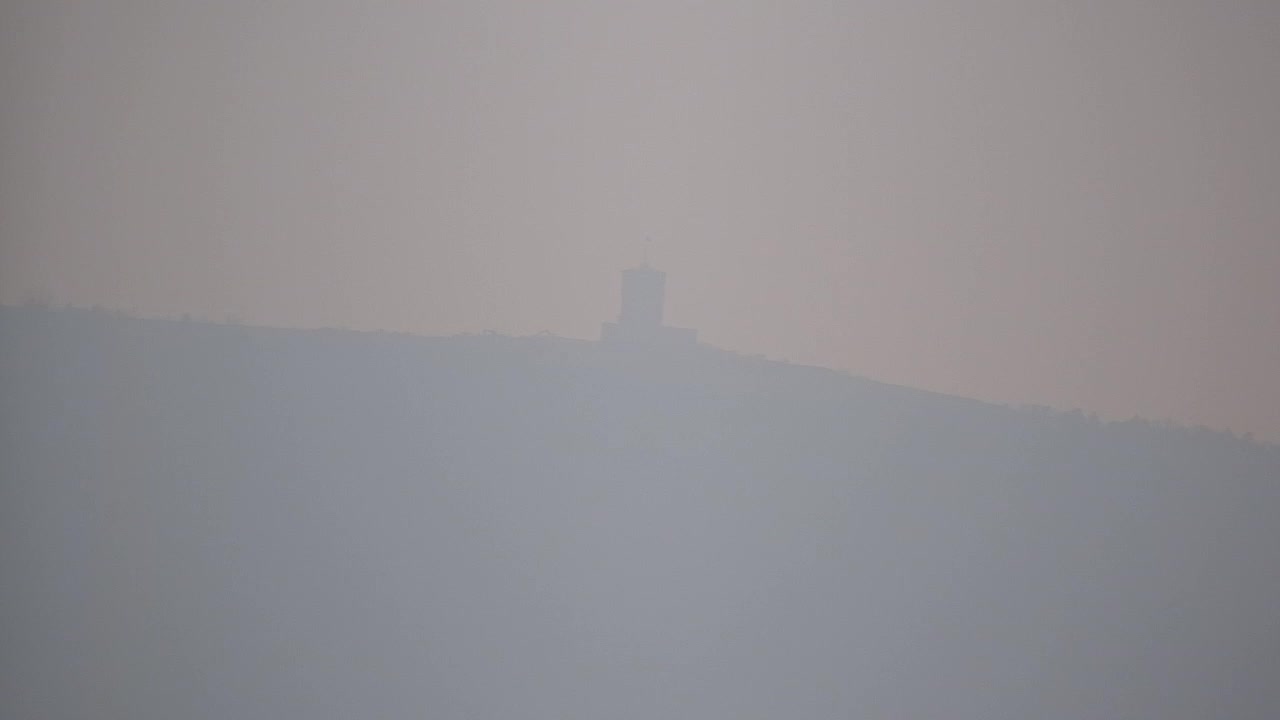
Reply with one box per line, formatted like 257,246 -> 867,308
600,264 -> 697,348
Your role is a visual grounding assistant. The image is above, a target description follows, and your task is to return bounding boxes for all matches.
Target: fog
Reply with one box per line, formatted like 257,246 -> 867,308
3,2 -> 1280,718
3,304 -> 1279,719
2,1 -> 1279,439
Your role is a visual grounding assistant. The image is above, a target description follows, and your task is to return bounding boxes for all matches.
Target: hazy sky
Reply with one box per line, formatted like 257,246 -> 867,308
2,1 -> 1278,440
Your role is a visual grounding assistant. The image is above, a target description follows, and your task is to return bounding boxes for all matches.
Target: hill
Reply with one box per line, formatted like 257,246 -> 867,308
2,305 -> 1278,719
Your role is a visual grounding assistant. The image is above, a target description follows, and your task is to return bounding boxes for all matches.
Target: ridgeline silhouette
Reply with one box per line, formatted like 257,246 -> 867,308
2,300 -> 1278,720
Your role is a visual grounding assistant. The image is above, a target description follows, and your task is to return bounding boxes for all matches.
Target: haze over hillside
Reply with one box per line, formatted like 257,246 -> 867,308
5,1 -> 1280,441
2,304 -> 1278,719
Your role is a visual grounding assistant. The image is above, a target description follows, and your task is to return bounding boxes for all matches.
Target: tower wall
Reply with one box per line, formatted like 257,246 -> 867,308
619,266 -> 665,328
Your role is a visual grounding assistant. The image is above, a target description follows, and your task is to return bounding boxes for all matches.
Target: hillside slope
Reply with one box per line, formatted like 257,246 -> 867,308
2,306 -> 1278,719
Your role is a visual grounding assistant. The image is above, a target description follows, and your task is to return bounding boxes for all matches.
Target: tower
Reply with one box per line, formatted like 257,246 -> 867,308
618,264 -> 666,329
600,263 -> 697,348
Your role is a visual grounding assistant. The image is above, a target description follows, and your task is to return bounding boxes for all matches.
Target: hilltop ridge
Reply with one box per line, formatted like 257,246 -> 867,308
2,304 -> 1278,720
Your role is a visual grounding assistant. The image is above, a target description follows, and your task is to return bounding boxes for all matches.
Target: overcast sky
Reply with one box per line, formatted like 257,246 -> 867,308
2,0 -> 1278,441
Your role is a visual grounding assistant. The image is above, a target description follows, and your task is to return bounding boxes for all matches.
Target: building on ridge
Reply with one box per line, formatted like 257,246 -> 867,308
600,264 -> 697,348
